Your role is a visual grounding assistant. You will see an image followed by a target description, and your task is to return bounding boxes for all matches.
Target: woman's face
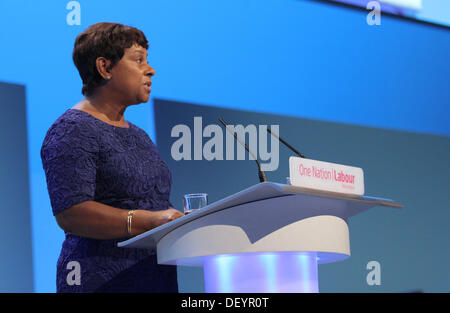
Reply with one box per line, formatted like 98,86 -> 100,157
108,43 -> 155,105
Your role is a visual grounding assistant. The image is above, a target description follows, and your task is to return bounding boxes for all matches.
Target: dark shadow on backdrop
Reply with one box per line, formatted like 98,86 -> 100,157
0,81 -> 34,292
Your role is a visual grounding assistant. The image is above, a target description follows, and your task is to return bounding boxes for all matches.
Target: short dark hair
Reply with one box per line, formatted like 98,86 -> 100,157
72,22 -> 149,96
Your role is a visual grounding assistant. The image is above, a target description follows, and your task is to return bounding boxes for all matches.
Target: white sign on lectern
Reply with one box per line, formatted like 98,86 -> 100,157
289,157 -> 365,196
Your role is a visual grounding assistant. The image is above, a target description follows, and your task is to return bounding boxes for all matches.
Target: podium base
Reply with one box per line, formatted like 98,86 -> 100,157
203,252 -> 319,293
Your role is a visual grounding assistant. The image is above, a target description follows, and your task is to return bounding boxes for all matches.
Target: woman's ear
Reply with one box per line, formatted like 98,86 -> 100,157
95,57 -> 112,80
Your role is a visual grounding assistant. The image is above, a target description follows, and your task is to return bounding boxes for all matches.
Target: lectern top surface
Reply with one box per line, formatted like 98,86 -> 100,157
118,182 -> 402,249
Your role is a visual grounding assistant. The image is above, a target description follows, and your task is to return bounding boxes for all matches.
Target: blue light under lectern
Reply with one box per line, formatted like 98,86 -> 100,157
203,252 -> 319,293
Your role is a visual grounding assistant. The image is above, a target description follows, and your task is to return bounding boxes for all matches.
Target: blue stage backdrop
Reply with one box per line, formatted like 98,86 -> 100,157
0,82 -> 34,292
0,0 -> 448,292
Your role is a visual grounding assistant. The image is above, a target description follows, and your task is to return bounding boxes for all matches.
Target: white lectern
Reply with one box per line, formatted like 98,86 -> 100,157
118,182 -> 402,293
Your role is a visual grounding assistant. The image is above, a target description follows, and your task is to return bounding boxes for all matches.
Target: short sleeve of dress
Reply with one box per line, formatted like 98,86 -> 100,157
41,117 -> 99,216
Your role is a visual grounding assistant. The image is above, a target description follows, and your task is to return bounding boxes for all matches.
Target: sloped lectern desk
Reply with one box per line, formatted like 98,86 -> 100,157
118,182 -> 402,292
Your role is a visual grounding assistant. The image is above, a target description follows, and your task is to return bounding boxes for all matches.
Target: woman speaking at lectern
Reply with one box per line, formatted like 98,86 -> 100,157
41,22 -> 184,292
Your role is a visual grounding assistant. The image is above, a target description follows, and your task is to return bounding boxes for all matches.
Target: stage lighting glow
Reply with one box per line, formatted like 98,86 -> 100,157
203,252 -> 319,293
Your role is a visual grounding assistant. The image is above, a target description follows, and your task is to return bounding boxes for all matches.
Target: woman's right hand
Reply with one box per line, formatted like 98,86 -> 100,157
150,208 -> 185,228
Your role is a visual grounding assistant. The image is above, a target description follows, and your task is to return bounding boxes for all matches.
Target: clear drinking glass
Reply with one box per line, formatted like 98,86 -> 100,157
183,193 -> 208,214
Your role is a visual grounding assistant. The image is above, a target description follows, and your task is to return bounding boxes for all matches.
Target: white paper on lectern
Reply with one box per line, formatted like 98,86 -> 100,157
289,157 -> 365,196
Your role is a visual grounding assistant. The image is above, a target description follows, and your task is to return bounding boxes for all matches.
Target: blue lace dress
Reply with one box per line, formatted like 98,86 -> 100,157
41,109 -> 178,293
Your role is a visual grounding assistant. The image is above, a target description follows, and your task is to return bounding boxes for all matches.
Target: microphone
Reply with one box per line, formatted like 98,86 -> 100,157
267,126 -> 306,159
218,117 -> 268,183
